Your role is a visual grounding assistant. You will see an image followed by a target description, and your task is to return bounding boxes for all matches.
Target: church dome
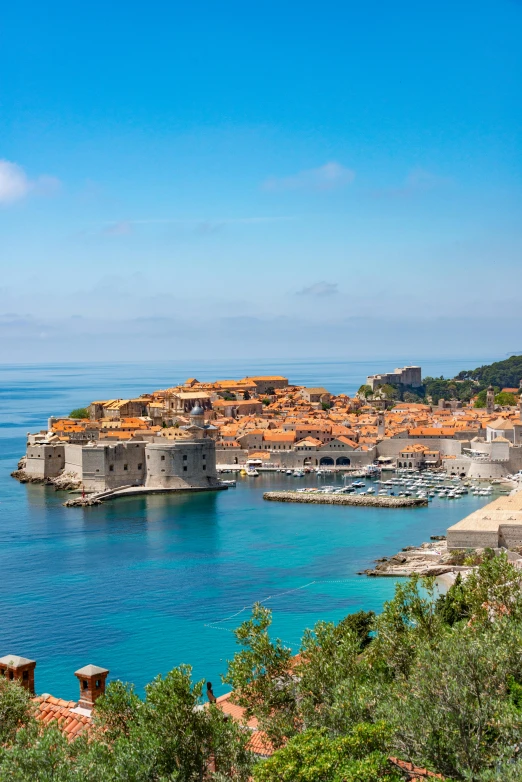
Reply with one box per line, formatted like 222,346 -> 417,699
190,405 -> 204,416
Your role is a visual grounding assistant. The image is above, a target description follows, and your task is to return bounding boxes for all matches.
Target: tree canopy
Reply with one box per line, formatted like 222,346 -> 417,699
69,408 -> 89,419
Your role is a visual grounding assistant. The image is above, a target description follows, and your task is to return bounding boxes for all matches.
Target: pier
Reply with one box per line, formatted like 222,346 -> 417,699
263,491 -> 427,508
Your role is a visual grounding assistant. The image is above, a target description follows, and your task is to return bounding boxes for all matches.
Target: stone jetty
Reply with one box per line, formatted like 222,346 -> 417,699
263,491 -> 427,508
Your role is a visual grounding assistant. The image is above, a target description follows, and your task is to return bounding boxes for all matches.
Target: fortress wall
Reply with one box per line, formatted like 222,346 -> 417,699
145,440 -> 219,489
82,442 -> 147,491
25,444 -> 65,479
63,444 -> 84,480
447,528 -> 500,550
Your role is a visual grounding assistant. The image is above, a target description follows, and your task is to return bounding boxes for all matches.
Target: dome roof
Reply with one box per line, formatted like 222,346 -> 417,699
190,405 -> 204,416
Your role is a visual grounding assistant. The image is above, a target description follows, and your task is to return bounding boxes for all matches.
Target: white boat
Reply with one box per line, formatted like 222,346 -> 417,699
246,469 -> 259,477
286,469 -> 293,475
293,469 -> 305,477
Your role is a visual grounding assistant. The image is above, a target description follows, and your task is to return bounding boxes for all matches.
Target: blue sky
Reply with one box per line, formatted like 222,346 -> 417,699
1,0 -> 521,361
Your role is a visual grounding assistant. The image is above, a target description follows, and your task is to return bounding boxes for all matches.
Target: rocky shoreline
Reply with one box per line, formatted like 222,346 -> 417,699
362,537 -> 464,577
11,457 -> 81,491
263,491 -> 427,508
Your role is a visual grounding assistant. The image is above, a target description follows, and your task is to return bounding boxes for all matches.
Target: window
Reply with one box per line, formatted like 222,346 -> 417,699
138,463 -> 142,469
109,465 -> 114,472
83,680 -> 88,690
23,670 -> 29,681
183,466 -> 187,472
95,679 -> 101,688
203,465 -> 206,470
202,454 -> 206,460
161,455 -> 165,461
183,455 -> 187,461
124,464 -> 128,470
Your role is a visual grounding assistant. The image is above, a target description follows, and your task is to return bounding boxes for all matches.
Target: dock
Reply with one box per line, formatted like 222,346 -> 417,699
263,491 -> 427,508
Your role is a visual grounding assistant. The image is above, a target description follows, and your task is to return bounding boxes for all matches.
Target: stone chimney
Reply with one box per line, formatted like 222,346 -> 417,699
74,664 -> 109,709
0,655 -> 36,694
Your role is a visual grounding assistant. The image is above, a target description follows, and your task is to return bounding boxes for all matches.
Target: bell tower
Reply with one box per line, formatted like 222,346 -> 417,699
377,412 -> 385,437
486,385 -> 495,414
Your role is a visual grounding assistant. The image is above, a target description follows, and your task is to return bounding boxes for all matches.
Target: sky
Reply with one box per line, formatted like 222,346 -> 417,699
1,0 -> 521,362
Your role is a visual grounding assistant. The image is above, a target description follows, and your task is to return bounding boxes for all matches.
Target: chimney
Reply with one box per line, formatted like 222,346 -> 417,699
0,655 -> 36,694
74,664 -> 109,709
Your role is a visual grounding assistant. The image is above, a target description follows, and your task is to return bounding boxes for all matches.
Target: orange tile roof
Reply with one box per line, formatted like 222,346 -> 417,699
33,696 -> 91,740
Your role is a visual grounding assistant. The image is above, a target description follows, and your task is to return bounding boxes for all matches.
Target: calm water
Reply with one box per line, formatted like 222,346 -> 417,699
0,358 -> 495,700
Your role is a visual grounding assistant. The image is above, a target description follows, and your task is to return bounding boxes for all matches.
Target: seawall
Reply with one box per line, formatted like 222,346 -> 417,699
263,492 -> 427,508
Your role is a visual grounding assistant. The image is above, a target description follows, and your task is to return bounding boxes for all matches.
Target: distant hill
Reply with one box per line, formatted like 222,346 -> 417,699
456,355 -> 522,390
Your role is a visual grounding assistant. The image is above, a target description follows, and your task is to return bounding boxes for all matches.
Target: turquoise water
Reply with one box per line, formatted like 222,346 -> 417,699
0,359 -> 495,700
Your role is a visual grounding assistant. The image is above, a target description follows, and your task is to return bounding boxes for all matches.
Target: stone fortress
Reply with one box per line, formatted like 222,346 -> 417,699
21,406 -> 221,494
366,365 -> 422,392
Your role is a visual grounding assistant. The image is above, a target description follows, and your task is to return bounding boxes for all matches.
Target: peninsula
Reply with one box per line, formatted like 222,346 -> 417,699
12,358 -> 522,501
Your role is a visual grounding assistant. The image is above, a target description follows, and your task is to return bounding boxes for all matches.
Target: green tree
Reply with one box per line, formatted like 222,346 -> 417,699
0,679 -> 32,746
223,603 -> 298,748
69,408 -> 89,419
253,724 -> 401,782
495,391 -> 517,406
380,623 -> 522,780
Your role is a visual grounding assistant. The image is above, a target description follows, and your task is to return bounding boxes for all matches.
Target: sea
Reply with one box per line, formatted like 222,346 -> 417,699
0,357 -> 495,700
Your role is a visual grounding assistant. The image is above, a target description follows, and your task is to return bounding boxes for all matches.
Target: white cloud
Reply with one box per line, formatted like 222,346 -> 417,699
0,159 -> 61,205
297,281 -> 339,297
263,162 -> 355,192
372,168 -> 453,198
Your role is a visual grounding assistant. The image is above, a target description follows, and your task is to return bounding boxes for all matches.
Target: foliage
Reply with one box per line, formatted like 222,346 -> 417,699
377,384 -> 399,401
357,385 -> 373,399
321,402 -> 331,410
474,388 -> 489,408
495,391 -> 517,406
6,556 -> 522,780
69,408 -> 89,419
262,398 -> 271,406
252,724 -> 401,782
0,679 -> 32,746
457,355 -> 522,389
402,391 -> 422,403
379,623 -> 522,780
222,603 -> 298,748
0,666 -> 254,782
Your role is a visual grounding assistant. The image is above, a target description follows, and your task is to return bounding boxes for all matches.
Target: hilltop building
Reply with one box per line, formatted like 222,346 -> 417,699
367,366 -> 422,391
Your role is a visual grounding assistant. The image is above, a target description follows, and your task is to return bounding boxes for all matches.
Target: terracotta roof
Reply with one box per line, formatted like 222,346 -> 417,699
389,757 -> 444,780
33,695 -> 92,740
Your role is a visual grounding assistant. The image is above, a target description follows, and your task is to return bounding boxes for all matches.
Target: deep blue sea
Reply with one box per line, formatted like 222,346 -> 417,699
0,358 -> 495,700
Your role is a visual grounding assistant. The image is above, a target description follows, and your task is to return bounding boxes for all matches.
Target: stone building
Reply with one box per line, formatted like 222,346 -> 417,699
367,366 -> 422,391
22,407 -> 221,494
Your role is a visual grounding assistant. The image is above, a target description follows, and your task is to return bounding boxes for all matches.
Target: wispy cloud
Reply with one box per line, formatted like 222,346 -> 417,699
372,168 -> 452,199
0,159 -> 60,205
263,162 -> 355,192
99,215 -> 294,237
297,281 -> 339,297
102,221 -> 133,236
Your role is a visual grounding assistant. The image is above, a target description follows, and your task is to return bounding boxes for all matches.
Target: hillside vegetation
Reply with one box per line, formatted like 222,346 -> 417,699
2,555 -> 522,780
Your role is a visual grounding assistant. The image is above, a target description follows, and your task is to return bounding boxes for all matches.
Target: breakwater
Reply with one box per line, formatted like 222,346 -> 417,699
263,491 -> 427,508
